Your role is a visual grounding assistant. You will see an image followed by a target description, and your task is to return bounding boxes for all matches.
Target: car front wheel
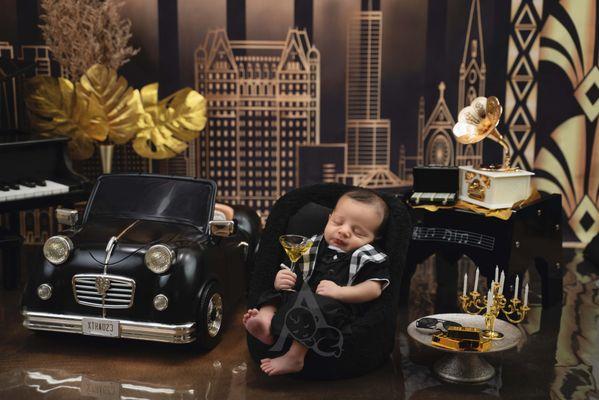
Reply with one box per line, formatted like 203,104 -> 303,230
196,282 -> 225,350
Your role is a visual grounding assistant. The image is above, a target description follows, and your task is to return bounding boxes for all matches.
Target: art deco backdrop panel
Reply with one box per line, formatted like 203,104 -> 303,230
178,0 -> 226,89
314,0 -> 362,144
119,0 -> 159,89
0,0 -> 597,244
535,0 -> 599,244
379,0 -> 427,168
0,0 -> 18,45
246,0 -> 293,41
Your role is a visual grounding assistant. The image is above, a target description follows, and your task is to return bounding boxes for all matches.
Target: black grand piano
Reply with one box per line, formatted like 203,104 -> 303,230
0,130 -> 90,289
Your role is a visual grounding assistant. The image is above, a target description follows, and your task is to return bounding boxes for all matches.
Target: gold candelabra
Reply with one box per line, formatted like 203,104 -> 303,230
459,267 -> 530,340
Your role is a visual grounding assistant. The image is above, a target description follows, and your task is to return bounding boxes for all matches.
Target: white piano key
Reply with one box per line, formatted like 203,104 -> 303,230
0,180 -> 69,202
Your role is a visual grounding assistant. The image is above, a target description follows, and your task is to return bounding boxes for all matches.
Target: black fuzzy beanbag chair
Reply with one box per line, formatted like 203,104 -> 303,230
246,183 -> 412,380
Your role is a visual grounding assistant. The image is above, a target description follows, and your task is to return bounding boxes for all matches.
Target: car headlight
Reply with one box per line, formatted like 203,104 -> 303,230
43,235 -> 73,265
145,244 -> 175,274
153,294 -> 169,311
37,284 -> 53,300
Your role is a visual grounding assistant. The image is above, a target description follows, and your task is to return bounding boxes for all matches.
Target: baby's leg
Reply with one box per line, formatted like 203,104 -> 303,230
243,304 -> 276,345
260,340 -> 308,376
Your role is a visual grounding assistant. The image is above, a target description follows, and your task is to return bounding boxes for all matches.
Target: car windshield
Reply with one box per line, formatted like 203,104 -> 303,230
84,175 -> 216,230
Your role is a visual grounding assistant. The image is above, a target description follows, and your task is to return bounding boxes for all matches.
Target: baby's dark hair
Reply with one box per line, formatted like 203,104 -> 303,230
340,188 -> 389,234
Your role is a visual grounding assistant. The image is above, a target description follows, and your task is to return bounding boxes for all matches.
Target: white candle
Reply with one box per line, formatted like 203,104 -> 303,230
514,275 -> 519,300
486,289 -> 492,314
499,271 -> 505,295
463,273 -> 468,296
474,268 -> 480,293
524,283 -> 529,307
495,266 -> 499,282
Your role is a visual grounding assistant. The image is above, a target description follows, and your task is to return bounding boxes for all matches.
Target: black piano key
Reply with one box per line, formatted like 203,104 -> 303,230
0,132 -> 90,213
19,179 -> 36,188
0,184 -> 9,192
33,178 -> 47,187
3,181 -> 19,190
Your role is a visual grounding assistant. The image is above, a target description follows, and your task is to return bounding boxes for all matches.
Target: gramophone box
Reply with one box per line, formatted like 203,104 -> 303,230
459,166 -> 534,210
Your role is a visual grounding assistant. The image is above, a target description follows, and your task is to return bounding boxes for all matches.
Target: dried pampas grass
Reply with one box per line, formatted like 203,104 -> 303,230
40,0 -> 139,81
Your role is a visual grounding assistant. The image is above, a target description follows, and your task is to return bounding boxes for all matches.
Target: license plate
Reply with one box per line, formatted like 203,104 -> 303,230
82,318 -> 120,337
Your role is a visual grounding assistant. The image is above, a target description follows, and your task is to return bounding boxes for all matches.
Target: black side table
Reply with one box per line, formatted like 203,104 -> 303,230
401,193 -> 563,310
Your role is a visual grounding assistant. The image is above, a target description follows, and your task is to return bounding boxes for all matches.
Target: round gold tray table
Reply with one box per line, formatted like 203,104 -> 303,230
407,313 -> 522,384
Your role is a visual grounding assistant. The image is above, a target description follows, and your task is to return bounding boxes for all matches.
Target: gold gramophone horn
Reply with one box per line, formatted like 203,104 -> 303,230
453,96 -> 513,170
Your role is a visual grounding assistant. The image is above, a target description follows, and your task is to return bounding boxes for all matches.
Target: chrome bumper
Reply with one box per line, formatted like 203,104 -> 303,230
22,311 -> 196,344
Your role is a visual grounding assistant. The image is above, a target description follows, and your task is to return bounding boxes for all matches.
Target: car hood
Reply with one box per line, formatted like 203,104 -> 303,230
71,217 -> 203,251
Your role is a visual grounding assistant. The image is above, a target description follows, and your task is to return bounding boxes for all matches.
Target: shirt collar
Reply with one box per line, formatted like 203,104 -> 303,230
327,244 -> 347,253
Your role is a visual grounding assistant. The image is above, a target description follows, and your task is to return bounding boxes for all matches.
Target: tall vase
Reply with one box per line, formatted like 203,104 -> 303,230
99,144 -> 114,174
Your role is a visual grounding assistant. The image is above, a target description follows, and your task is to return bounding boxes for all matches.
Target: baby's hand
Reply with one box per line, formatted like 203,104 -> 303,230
316,280 -> 342,300
274,269 -> 297,290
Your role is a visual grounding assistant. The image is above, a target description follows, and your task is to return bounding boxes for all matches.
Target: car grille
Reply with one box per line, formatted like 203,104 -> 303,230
72,274 -> 135,309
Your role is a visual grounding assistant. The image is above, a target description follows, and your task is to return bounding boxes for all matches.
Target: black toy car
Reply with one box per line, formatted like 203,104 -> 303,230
22,174 -> 260,350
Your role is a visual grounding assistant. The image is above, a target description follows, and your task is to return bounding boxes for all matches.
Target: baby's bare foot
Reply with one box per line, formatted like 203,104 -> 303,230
242,308 -> 258,325
243,310 -> 274,345
260,353 -> 304,376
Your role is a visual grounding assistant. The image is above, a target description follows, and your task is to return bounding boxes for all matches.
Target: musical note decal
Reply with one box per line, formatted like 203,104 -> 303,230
412,226 -> 495,251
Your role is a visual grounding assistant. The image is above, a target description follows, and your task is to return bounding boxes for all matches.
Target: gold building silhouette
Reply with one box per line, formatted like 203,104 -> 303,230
338,11 -> 406,188
19,45 -> 64,77
456,0 -> 486,166
409,0 -> 486,172
0,41 -> 13,59
195,28 -> 320,213
0,41 -> 18,129
416,82 -> 456,167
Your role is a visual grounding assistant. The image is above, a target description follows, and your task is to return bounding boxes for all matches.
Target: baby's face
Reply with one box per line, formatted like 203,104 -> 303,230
323,196 -> 383,253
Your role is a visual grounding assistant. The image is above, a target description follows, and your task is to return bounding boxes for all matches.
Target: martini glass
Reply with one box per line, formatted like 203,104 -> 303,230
279,234 -> 313,291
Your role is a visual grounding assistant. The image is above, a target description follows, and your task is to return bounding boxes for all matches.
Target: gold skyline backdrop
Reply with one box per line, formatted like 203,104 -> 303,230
0,0 -> 598,245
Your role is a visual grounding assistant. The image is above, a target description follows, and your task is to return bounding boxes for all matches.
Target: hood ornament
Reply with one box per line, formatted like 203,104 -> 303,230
95,276 -> 111,296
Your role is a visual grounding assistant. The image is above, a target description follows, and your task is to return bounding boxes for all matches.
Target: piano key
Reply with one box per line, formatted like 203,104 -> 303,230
0,180 -> 69,203
19,179 -> 36,188
7,185 -> 35,200
0,132 -> 90,214
45,180 -> 69,195
0,181 -> 20,190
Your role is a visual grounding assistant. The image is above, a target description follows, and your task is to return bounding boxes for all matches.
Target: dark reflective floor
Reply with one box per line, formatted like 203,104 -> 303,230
1,248 -> 598,399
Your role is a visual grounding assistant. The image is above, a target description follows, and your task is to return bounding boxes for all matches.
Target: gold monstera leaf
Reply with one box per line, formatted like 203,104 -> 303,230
25,75 -> 106,160
79,64 -> 145,145
67,133 -> 96,160
133,83 -> 207,159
